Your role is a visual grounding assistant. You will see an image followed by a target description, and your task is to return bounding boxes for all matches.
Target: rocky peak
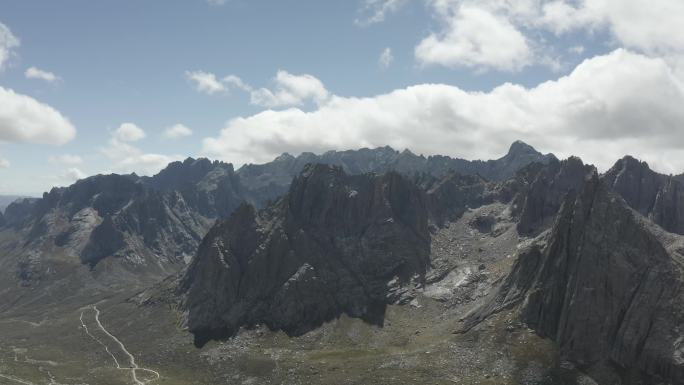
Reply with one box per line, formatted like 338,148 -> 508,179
506,140 -> 540,157
603,156 -> 684,234
464,175 -> 684,383
147,157 -> 234,192
516,156 -> 596,235
179,164 -> 430,346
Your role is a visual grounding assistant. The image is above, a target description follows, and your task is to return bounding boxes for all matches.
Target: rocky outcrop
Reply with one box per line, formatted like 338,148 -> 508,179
463,174 -> 684,383
179,164 -> 430,346
145,158 -> 245,218
2,158 -> 251,273
514,157 -> 595,235
3,198 -> 39,228
603,156 -> 684,235
423,172 -> 494,226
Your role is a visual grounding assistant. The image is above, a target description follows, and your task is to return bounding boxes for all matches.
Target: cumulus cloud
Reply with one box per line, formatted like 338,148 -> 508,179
220,70 -> 329,108
102,123 -> 180,175
61,167 -> 86,182
202,49 -> 684,174
416,4 -> 532,71
25,66 -> 60,83
163,123 -> 193,139
0,23 -> 19,71
50,167 -> 88,187
114,123 -> 146,142
223,75 -> 253,92
0,157 -> 9,168
538,0 -> 684,56
416,0 -> 684,72
249,71 -> 329,108
0,86 -> 76,145
355,0 -> 407,25
49,154 -> 83,166
186,70 -> 226,94
379,47 -> 394,69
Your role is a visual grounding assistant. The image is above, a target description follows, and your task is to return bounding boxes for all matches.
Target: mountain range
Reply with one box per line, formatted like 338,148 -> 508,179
1,141 -> 683,385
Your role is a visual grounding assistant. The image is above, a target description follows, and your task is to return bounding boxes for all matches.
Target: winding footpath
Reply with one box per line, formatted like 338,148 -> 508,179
0,373 -> 36,385
79,305 -> 160,385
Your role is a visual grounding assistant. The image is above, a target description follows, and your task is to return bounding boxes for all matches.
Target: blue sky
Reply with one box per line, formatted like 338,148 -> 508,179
1,0 -> 683,195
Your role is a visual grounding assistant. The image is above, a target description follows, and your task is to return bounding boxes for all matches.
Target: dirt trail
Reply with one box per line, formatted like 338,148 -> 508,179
80,305 -> 160,385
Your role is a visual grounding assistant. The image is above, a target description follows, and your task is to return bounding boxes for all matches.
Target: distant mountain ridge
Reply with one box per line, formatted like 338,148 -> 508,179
237,140 -> 556,204
0,195 -> 31,212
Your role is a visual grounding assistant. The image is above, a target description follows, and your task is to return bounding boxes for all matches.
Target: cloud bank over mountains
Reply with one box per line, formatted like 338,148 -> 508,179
202,49 -> 684,174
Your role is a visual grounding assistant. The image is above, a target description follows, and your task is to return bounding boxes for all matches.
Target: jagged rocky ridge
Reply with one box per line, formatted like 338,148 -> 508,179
6,159 -> 242,272
179,164 -> 431,345
604,155 -> 684,235
178,154 -> 684,382
177,155 -> 590,345
462,171 -> 684,383
0,142 -> 552,278
237,140 -> 555,204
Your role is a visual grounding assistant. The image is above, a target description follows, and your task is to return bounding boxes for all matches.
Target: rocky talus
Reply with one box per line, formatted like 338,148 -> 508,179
179,164 -> 431,345
463,173 -> 684,383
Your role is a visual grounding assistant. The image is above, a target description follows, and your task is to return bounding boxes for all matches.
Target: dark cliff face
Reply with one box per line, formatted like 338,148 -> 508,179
603,156 -> 684,235
464,175 -> 684,383
423,172 -> 493,226
179,164 -> 430,346
514,157 -> 596,235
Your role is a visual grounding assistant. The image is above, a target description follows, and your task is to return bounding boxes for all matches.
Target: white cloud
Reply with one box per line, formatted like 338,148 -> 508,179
191,71 -> 329,108
250,70 -> 329,108
0,23 -> 19,71
379,47 -> 394,69
62,167 -> 86,182
186,70 -> 226,94
51,167 -> 87,187
114,123 -> 146,142
602,0 -> 684,55
163,123 -> 193,139
416,4 -> 532,72
202,49 -> 684,175
356,0 -> 407,25
415,0 -> 684,72
25,66 -> 59,83
102,123 -> 180,175
49,154 -> 83,166
0,157 -> 9,168
0,86 -> 76,145
207,0 -> 227,5
223,75 -> 253,92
